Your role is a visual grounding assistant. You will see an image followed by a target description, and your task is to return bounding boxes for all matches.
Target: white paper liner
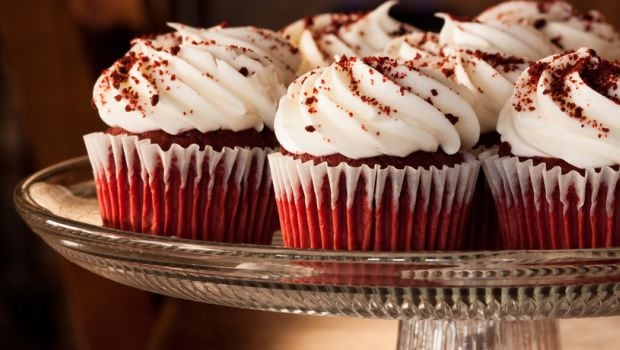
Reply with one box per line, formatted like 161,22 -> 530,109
268,153 -> 480,251
83,132 -> 277,243
482,154 -> 620,249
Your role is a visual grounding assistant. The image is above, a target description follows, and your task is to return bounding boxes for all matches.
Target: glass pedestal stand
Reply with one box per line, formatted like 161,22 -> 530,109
15,157 -> 620,350
398,319 -> 559,349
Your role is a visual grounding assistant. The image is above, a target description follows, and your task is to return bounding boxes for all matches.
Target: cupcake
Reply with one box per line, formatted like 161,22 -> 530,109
477,0 -> 620,60
430,14 -> 545,249
282,1 -> 417,74
484,48 -> 620,249
437,12 -> 557,133
269,56 -> 481,251
84,23 -> 299,243
384,18 -> 534,131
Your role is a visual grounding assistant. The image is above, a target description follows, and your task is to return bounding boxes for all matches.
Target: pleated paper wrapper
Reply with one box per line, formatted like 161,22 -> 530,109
463,146 -> 502,250
269,153 -> 480,251
483,155 -> 620,249
83,132 -> 278,244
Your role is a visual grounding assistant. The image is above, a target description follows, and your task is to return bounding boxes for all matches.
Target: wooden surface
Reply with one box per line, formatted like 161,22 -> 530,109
148,302 -> 620,349
149,301 -> 398,350
560,317 -> 620,350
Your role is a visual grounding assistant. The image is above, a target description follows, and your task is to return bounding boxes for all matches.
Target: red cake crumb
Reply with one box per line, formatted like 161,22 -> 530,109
466,49 -> 527,73
513,51 -> 617,138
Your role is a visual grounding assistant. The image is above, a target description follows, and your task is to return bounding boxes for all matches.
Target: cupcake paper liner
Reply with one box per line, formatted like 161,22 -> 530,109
83,132 -> 277,243
269,153 -> 480,251
463,146 -> 502,250
482,155 -> 620,249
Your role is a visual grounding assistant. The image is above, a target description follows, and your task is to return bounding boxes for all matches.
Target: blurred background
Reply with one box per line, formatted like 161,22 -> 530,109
1,0 -> 620,349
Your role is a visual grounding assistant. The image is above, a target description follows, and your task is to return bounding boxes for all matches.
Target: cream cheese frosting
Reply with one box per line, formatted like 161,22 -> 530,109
498,48 -> 620,168
436,13 -> 549,134
477,1 -> 620,60
274,56 -> 480,158
437,13 -> 558,60
93,23 -> 300,134
282,1 -> 417,74
381,32 -> 481,124
382,31 -> 441,63
446,49 -> 530,133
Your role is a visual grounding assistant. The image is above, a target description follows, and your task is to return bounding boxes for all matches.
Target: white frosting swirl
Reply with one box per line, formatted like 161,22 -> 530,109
477,1 -> 620,60
93,24 -> 300,134
383,32 -> 441,63
275,56 -> 480,158
438,13 -> 559,60
381,32 -> 481,118
283,1 -> 417,73
498,48 -> 620,168
447,49 -> 530,133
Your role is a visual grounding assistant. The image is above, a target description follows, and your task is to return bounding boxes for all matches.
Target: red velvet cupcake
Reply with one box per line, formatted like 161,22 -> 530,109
83,24 -> 299,243
269,56 -> 481,251
282,1 -> 417,74
434,13 -> 549,250
445,50 -> 531,250
484,48 -> 620,249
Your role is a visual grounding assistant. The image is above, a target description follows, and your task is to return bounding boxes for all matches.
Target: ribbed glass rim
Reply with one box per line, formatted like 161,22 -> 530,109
15,156 -> 620,267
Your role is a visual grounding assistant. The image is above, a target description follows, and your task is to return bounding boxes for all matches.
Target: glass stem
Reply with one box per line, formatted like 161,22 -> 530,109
397,319 -> 560,350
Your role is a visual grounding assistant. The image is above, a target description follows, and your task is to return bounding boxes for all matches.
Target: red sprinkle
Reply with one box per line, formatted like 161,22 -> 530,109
445,113 -> 459,125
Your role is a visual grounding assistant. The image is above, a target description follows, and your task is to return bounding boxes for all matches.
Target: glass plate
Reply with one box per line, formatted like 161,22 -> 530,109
14,157 -> 620,321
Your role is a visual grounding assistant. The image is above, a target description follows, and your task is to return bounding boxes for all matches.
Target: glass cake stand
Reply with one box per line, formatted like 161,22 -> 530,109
15,157 -> 620,350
